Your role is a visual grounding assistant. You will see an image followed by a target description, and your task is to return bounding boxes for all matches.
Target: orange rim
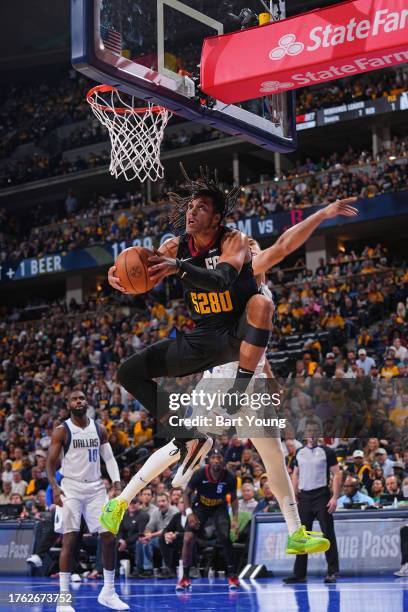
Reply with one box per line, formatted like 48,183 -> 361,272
86,84 -> 167,115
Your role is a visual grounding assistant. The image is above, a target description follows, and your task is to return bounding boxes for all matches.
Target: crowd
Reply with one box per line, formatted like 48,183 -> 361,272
1,137 -> 407,263
296,66 -> 408,114
0,63 -> 406,185
0,237 -> 407,576
0,73 -> 89,159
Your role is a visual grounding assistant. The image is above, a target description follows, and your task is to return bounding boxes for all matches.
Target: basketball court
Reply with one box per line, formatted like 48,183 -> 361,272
0,575 -> 406,611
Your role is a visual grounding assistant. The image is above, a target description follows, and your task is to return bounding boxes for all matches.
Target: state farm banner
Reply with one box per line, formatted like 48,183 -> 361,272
201,0 -> 408,102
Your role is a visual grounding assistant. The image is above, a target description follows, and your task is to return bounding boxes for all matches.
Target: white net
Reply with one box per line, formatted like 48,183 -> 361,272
87,85 -> 172,183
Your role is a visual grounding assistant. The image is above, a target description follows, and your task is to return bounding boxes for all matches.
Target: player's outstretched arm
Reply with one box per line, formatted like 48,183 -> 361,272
46,426 -> 66,507
252,197 -> 358,275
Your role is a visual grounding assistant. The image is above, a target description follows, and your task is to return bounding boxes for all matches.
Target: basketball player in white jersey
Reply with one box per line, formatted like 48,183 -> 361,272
47,390 -> 129,611
102,196 -> 357,549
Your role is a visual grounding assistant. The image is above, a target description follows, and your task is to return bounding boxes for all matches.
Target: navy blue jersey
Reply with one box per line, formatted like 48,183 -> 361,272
176,227 -> 257,328
189,466 -> 237,509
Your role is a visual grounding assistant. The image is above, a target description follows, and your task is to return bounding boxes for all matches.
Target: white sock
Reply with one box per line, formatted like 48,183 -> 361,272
251,437 -> 301,535
103,568 -> 115,595
59,572 -> 70,593
118,440 -> 180,504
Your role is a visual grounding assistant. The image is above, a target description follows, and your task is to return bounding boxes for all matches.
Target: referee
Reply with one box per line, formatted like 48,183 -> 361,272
284,422 -> 341,584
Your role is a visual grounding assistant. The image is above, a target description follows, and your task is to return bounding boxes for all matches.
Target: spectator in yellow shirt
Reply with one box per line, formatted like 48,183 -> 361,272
11,448 -> 24,472
322,309 -> 345,329
302,352 -> 317,376
357,328 -> 371,348
380,358 -> 399,380
133,410 -> 154,447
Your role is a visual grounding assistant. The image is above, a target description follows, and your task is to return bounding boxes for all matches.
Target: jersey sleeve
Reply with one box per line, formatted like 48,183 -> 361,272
188,468 -> 202,491
325,446 -> 338,469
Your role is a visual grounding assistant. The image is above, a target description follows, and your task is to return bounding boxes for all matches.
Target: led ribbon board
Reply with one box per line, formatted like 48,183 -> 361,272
201,0 -> 408,103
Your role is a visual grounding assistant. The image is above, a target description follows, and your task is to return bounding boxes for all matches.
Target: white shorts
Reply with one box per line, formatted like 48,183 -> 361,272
54,477 -> 108,534
193,360 -> 268,437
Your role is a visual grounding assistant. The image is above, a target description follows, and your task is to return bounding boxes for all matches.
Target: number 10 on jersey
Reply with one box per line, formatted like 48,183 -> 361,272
88,448 -> 98,462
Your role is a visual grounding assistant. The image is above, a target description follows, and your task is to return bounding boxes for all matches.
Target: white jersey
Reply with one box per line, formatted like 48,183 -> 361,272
60,418 -> 103,483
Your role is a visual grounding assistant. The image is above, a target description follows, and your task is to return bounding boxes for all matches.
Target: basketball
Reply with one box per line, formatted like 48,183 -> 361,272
115,246 -> 154,294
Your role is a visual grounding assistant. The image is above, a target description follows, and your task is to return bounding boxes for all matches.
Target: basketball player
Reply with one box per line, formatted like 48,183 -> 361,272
177,448 -> 239,590
46,390 -> 129,611
102,180 -> 357,553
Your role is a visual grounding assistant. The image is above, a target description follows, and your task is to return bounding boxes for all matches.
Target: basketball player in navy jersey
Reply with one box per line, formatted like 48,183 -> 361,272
103,165 -> 357,538
47,390 -> 128,611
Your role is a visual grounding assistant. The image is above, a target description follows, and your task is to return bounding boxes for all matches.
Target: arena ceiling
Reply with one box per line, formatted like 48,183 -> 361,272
3,0 -> 340,72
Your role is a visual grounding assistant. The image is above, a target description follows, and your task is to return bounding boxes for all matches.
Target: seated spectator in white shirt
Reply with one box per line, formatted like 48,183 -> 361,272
392,339 -> 408,362
238,483 -> 258,514
356,349 -> 376,375
11,471 -> 28,497
375,448 -> 394,478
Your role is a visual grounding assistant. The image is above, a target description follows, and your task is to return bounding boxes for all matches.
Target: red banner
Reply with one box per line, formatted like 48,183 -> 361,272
201,0 -> 408,103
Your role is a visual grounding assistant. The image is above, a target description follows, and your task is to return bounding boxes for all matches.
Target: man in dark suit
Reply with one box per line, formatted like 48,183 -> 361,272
158,499 -> 187,578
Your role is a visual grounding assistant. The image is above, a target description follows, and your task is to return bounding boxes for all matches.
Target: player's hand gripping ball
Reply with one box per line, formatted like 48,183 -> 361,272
110,246 -> 155,294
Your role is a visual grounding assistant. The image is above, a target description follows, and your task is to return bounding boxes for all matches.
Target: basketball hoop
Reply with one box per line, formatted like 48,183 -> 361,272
86,85 -> 172,183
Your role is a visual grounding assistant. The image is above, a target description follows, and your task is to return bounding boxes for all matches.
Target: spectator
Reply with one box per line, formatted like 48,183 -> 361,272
255,483 -> 280,513
158,499 -> 187,578
133,411 -> 154,448
1,460 -> 13,484
139,487 -> 156,518
26,467 -> 49,497
336,475 -> 375,508
11,471 -> 28,497
351,450 -> 372,492
0,481 -> 12,504
374,448 -> 394,478
384,475 -> 404,501
356,349 -> 376,375
117,498 -> 150,576
137,492 -> 178,577
224,436 -> 244,470
238,483 -> 258,513
370,479 -> 385,503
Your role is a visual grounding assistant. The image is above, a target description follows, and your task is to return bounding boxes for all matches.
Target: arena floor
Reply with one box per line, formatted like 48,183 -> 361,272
0,576 -> 406,611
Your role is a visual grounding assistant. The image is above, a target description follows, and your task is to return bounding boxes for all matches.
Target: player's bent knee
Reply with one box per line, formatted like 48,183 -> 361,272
118,353 -> 143,386
247,294 -> 274,322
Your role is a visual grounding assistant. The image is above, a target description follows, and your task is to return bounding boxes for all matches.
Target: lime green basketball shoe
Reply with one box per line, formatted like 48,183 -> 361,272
100,498 -> 128,535
286,525 -> 330,555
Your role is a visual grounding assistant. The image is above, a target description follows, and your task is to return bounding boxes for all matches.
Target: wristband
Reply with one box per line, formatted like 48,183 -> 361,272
185,508 -> 193,516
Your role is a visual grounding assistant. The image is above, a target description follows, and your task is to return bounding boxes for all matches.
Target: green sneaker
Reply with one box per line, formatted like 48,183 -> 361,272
286,525 -> 330,555
100,498 -> 128,535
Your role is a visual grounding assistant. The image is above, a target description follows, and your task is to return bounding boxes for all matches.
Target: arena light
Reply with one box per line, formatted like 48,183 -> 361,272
201,0 -> 408,103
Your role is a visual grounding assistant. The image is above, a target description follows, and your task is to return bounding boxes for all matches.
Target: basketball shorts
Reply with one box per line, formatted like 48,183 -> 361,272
54,477 -> 108,535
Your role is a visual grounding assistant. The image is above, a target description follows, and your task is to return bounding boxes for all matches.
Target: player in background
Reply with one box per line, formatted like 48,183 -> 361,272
47,390 -> 129,612
177,448 -> 239,591
102,195 -> 357,555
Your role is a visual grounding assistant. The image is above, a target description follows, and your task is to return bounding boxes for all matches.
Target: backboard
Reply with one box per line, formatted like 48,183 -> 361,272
71,0 -> 297,152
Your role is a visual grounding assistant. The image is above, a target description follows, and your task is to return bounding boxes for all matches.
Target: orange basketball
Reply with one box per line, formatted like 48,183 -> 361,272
115,246 -> 155,294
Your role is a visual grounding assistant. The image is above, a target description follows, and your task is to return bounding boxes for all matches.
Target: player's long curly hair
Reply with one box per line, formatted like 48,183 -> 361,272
168,163 -> 241,230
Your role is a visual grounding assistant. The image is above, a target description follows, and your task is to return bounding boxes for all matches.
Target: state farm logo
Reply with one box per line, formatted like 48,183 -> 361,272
269,34 -> 304,60
260,80 -> 293,93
